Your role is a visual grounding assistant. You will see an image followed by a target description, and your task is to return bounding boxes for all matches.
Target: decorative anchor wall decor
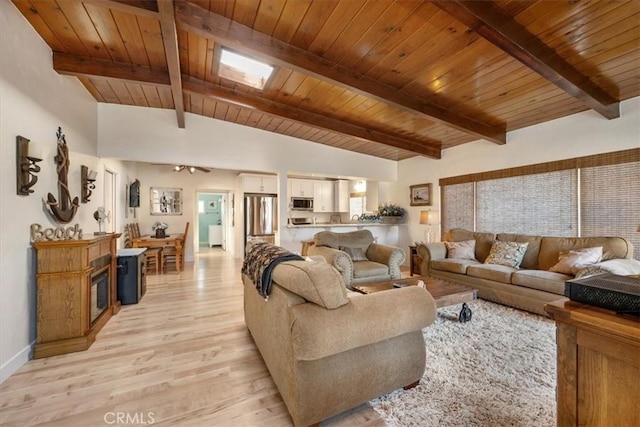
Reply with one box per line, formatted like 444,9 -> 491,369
45,127 -> 79,224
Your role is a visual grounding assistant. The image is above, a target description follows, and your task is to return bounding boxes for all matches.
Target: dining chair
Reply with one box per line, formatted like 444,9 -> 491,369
163,222 -> 189,273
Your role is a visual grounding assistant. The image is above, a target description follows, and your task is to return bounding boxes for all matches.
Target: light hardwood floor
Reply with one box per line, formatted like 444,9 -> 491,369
0,248 -> 384,426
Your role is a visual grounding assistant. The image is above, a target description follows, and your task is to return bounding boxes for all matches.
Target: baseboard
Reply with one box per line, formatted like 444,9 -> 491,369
0,342 -> 34,384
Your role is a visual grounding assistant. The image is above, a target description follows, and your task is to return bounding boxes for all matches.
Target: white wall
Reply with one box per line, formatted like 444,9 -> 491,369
0,0 -> 137,383
394,97 -> 640,251
131,163 -> 242,260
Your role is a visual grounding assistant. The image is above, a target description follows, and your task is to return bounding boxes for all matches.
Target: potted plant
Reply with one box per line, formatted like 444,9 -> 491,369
152,221 -> 169,238
378,203 -> 407,224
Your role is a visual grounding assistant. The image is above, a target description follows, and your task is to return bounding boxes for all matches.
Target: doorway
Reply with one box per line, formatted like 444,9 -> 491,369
196,192 -> 229,252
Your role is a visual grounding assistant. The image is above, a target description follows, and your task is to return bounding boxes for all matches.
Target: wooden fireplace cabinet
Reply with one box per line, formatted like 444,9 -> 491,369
33,233 -> 121,358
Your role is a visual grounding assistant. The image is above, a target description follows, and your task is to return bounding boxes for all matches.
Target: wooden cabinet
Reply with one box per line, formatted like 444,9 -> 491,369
545,300 -> 640,427
33,233 -> 121,358
243,175 -> 277,194
289,179 -> 314,198
313,181 -> 334,212
334,180 -> 349,212
409,246 -> 422,276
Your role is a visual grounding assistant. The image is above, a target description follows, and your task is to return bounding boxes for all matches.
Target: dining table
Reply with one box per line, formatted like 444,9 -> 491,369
132,234 -> 185,271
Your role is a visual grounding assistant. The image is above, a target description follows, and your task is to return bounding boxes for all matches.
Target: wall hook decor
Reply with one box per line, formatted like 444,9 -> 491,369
45,127 -> 79,224
81,165 -> 98,203
16,136 -> 43,195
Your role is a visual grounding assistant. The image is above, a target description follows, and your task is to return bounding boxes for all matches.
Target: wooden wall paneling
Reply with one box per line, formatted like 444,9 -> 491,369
223,102 -> 240,122
56,1 -> 111,60
376,19 -> 471,90
177,28 -> 190,74
364,8 -> 454,80
235,107 -> 252,125
189,92 -> 204,115
108,80 -> 135,105
351,2 -> 434,73
78,77 -> 106,102
253,0 -> 287,36
304,83 -> 349,112
264,116 -> 283,132
272,0 -> 312,44
136,16 -> 166,68
187,32 -> 208,81
289,0 -> 339,51
287,75 -> 322,108
83,3 -> 131,63
323,3 -> 392,64
26,0 -> 89,56
126,83 -> 149,106
231,0 -> 261,28
204,39 -> 218,82
207,0 -> 232,17
202,97 -> 216,117
11,1 -> 67,52
111,10 -> 149,67
213,102 -> 229,120
273,70 -> 306,104
338,0 -> 422,71
90,78 -> 120,103
306,0 -> 367,57
141,85 -> 162,108
263,68 -> 293,98
245,111 -> 263,127
157,86 -> 175,109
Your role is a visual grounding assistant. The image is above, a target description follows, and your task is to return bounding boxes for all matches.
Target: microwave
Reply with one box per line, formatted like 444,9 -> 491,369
291,197 -> 313,211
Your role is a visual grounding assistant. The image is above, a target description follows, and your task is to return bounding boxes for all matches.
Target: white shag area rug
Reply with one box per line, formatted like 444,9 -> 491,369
370,300 -> 557,427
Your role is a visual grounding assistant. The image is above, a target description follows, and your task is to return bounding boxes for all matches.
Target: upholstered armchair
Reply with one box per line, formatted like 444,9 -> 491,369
307,229 -> 405,288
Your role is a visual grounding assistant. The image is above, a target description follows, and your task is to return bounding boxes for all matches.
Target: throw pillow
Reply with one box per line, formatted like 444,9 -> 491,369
549,246 -> 603,275
484,241 -> 529,268
445,240 -> 477,260
339,245 -> 368,262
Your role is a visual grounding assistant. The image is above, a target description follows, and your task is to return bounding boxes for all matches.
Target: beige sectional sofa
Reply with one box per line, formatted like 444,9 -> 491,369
418,228 -> 640,316
243,257 -> 436,426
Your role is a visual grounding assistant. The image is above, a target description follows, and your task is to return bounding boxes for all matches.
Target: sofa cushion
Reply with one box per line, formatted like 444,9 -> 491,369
445,240 -> 476,260
538,236 -> 633,271
496,233 -> 543,270
445,228 -> 496,262
467,264 -> 516,284
576,258 -> 640,278
339,245 -> 368,261
353,260 -> 388,278
431,258 -> 481,274
271,260 -> 349,309
484,241 -> 529,268
549,246 -> 603,275
511,270 -> 569,295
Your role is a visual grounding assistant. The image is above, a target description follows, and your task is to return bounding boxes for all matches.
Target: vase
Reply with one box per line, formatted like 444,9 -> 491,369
381,216 -> 404,224
155,229 -> 166,238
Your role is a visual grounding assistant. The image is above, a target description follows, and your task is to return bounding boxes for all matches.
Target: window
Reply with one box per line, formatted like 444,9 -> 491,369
219,49 -> 274,90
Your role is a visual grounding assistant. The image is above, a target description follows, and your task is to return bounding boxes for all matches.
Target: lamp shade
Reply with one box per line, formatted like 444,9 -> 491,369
420,210 -> 439,224
419,211 -> 429,224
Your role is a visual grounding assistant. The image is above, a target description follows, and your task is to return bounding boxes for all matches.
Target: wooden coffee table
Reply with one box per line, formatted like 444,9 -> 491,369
354,276 -> 478,322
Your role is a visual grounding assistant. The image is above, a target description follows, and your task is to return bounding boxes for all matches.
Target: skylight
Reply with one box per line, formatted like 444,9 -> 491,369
219,49 -> 274,90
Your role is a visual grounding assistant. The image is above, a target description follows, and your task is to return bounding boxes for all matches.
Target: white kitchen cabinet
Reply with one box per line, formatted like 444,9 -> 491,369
289,179 -> 314,198
208,225 -> 223,246
334,180 -> 349,212
313,181 -> 334,212
243,175 -> 277,194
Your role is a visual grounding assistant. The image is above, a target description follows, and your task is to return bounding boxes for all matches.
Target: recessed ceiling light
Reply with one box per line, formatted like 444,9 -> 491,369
219,49 -> 274,90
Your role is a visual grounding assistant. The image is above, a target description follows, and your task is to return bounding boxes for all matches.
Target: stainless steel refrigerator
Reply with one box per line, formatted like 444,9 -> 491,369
244,194 -> 277,250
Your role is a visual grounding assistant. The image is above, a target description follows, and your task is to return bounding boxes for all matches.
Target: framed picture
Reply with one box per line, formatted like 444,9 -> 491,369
410,183 -> 432,206
206,201 -> 217,212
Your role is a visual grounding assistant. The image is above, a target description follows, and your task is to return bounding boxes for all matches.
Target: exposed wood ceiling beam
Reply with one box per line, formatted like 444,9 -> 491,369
173,1 -> 506,145
182,76 -> 442,159
53,52 -> 170,85
431,0 -> 620,120
157,0 -> 185,128
81,0 -> 159,18
51,54 -> 441,158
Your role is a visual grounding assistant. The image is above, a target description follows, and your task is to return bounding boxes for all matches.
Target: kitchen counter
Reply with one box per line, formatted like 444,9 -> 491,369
286,222 -> 402,228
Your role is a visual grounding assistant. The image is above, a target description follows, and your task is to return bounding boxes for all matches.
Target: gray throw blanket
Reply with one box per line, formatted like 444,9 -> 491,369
241,242 -> 304,299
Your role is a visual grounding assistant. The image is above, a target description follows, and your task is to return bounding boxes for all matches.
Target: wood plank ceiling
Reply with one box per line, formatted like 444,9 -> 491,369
12,0 -> 640,161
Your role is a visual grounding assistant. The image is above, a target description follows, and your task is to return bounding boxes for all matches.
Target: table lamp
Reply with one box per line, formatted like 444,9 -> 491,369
419,210 -> 439,243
